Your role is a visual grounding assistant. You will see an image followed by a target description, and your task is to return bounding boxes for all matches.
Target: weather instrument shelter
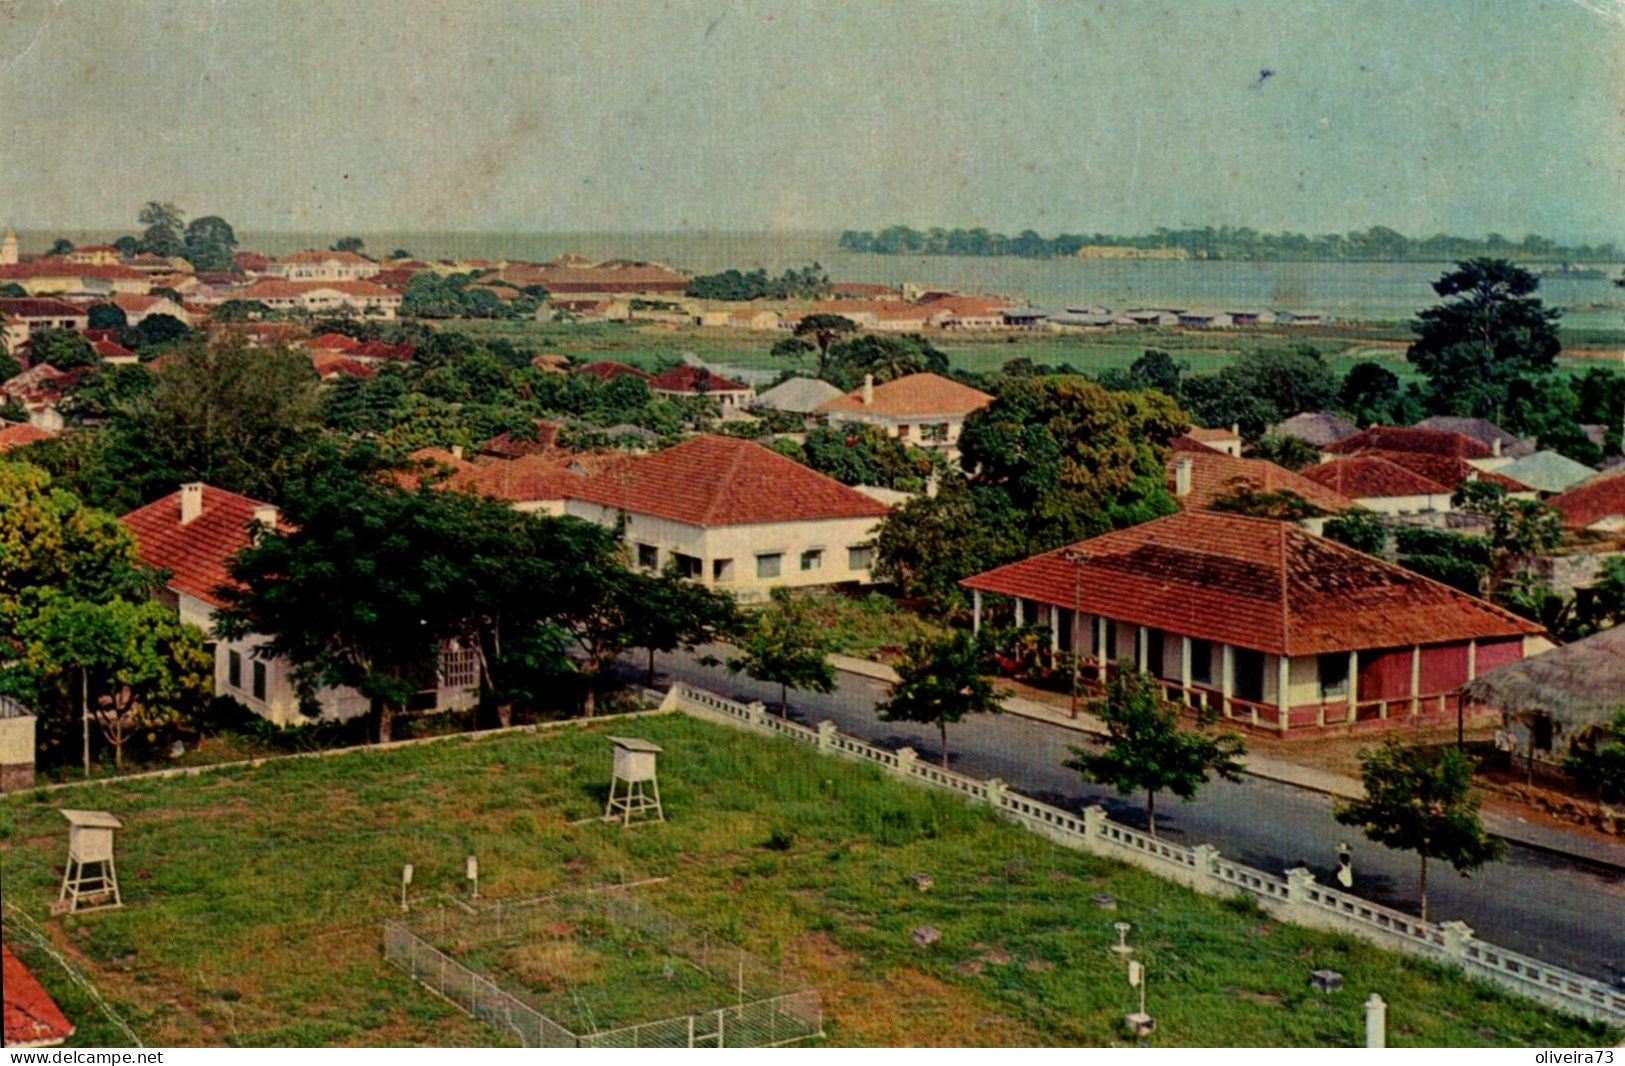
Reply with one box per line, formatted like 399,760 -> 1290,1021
604,736 -> 664,826
56,809 -> 124,913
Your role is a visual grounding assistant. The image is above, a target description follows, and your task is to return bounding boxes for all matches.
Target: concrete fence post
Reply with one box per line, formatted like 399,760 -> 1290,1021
1082,804 -> 1107,853
1364,993 -> 1386,1049
1191,843 -> 1220,893
984,777 -> 1006,810
747,701 -> 768,727
816,720 -> 837,752
1439,919 -> 1475,962
1284,866 -> 1317,922
894,746 -> 917,779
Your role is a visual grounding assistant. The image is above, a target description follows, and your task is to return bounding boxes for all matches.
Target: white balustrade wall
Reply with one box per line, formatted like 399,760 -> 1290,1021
665,681 -> 1625,1027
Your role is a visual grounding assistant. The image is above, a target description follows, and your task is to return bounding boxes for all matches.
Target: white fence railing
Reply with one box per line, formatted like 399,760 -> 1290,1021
666,681 -> 1625,1027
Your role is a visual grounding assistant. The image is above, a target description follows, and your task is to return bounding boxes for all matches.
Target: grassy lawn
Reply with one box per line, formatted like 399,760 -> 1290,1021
788,592 -> 948,662
451,319 -> 1607,387
0,714 -> 1606,1047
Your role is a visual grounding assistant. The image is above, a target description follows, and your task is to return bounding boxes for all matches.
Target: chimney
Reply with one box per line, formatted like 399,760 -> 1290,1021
862,374 -> 874,405
450,444 -> 464,461
1492,438 -> 1502,458
1174,457 -> 1193,497
179,482 -> 204,525
251,504 -> 279,542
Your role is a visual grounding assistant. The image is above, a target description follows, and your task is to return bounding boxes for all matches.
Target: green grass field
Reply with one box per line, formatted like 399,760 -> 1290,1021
0,714 -> 1608,1047
458,318 -> 1611,387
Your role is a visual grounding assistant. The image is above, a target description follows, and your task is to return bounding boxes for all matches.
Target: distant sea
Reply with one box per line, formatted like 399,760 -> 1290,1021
20,228 -> 1624,328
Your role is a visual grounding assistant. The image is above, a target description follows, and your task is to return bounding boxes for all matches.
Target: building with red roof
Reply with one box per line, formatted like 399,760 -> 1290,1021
562,434 -> 890,600
1300,456 -> 1455,514
266,250 -> 381,281
648,365 -> 754,409
961,511 -> 1544,734
231,280 -> 402,319
1324,426 -> 1493,461
0,422 -> 53,453
0,257 -> 151,296
819,372 -> 993,457
90,338 -> 137,365
1184,424 -> 1243,457
3,941 -> 74,1048
310,353 -> 376,380
0,297 -> 89,355
1550,470 -> 1625,532
1167,436 -> 1354,522
577,360 -> 654,383
1356,449 -> 1533,497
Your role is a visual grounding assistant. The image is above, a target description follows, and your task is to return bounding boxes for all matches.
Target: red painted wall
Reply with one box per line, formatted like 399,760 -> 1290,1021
1419,643 -> 1470,693
1357,647 -> 1412,701
1476,637 -> 1525,674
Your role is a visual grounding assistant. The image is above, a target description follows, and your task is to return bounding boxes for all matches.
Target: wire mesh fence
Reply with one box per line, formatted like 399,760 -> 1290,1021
382,888 -> 823,1047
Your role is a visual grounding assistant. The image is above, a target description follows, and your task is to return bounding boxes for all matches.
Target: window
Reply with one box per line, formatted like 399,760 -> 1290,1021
895,424 -> 911,439
756,553 -> 782,579
1189,638 -> 1213,684
800,549 -> 823,572
1318,653 -> 1349,699
251,660 -> 267,701
712,558 -> 734,582
848,546 -> 873,571
1233,648 -> 1266,704
636,543 -> 659,570
672,552 -> 703,579
228,649 -> 242,689
1100,620 -> 1118,662
1144,628 -> 1164,677
924,422 -> 949,442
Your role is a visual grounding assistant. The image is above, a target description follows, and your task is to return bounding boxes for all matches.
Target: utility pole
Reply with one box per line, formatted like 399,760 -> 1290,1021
81,664 -> 90,779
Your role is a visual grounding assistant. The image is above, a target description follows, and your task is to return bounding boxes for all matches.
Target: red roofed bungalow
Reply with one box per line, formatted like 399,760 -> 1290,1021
1324,426 -> 1493,460
562,434 -> 889,601
961,512 -> 1544,735
1167,436 -> 1354,519
3,941 -> 74,1048
648,365 -> 754,409
1299,456 -> 1454,514
119,484 -> 474,725
577,360 -> 654,383
1550,469 -> 1625,532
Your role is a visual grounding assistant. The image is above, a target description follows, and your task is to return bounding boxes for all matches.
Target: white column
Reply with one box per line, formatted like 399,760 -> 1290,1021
972,589 -> 982,634
1096,615 -> 1108,673
1220,644 -> 1234,718
1277,654 -> 1291,733
1049,606 -> 1061,652
1180,635 -> 1193,693
1014,598 -> 1025,626
1137,626 -> 1149,672
1466,639 -> 1477,681
1347,650 -> 1358,724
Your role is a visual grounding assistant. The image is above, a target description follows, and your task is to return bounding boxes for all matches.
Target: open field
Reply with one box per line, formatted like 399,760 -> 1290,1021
457,319 -> 1613,386
0,714 -> 1609,1047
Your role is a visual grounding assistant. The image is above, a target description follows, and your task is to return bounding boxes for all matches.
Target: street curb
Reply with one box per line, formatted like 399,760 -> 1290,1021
830,656 -> 1625,873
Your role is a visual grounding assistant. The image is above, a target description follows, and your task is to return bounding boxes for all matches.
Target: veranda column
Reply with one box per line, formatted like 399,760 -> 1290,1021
1096,615 -> 1108,679
1180,635 -> 1193,702
1346,650 -> 1358,724
1137,626 -> 1149,673
1410,645 -> 1422,717
1466,639 -> 1477,681
1277,654 -> 1291,733
1049,606 -> 1061,652
972,589 -> 982,634
1220,644 -> 1234,719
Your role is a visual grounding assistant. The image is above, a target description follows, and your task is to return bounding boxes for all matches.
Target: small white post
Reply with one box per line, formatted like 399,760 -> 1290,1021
401,863 -> 414,913
466,854 -> 479,901
1364,993 -> 1386,1049
817,720 -> 837,752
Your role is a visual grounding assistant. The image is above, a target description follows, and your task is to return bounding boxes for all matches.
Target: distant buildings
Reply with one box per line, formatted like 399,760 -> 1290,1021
266,250 -> 382,282
0,297 -> 88,354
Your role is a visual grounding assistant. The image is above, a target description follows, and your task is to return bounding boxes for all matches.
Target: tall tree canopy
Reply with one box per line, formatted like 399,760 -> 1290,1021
729,588 -> 837,716
876,631 -> 1004,768
1407,258 -> 1562,421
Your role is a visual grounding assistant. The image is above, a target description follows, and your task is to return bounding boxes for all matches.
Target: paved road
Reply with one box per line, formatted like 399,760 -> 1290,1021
617,647 -> 1625,986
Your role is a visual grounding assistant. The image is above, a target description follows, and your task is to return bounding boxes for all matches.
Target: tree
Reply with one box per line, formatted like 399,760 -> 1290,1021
48,238 -> 74,256
873,475 -> 1025,614
111,339 -> 320,502
728,588 -> 837,715
183,215 -> 238,272
1335,737 -> 1504,920
1452,481 -> 1562,597
770,337 -> 816,363
1248,434 -> 1321,471
794,425 -> 933,491
1099,349 -> 1186,400
88,302 -> 128,331
820,333 -> 948,390
622,566 -> 740,685
332,236 -> 365,253
137,201 -> 185,257
1065,665 -> 1245,836
1323,508 -> 1388,556
1206,485 -> 1327,520
25,328 -> 97,370
876,631 -> 1005,768
131,313 -> 191,349
0,282 -> 27,297
1339,361 -> 1411,427
792,313 -> 858,362
1182,346 -> 1338,439
13,592 -> 210,770
1564,708 -> 1625,804
1407,259 -> 1562,421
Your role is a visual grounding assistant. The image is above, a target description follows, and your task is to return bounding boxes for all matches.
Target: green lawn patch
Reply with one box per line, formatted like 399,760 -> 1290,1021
0,714 -> 1607,1046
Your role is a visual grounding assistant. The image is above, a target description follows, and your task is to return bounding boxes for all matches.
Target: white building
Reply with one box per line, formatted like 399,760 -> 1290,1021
818,372 -> 993,456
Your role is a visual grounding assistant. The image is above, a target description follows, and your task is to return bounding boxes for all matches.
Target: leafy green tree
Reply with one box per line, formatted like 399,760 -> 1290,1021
622,566 -> 741,685
1582,556 -> 1625,629
1338,360 -> 1415,427
48,238 -> 74,256
11,592 -> 211,770
1394,527 -> 1492,595
770,336 -> 816,363
532,521 -> 652,717
1323,508 -> 1388,556
872,476 -> 1023,614
1065,665 -> 1245,836
1182,346 -> 1338,439
111,339 -> 320,502
821,333 -> 947,390
1452,481 -> 1562,597
332,236 -> 365,253
728,588 -> 837,716
182,215 -> 238,271
137,201 -> 185,257
0,282 -> 27,297
26,328 -> 97,370
210,300 -> 271,322
112,235 -> 138,257
792,314 -> 858,362
1335,737 -> 1504,920
131,313 -> 191,350
1564,708 -> 1625,804
790,425 -> 933,491
1099,349 -> 1186,400
876,630 -> 1004,768
1206,485 -> 1327,520
1248,434 -> 1321,471
88,302 -> 128,331
1407,258 -> 1562,421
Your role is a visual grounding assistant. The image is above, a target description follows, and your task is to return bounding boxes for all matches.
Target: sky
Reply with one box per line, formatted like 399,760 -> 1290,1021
1,0 -> 1622,241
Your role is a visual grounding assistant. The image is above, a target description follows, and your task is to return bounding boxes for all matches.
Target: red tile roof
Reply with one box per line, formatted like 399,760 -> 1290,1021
3,941 -> 75,1048
349,340 -> 414,362
119,485 -> 280,608
278,249 -> 375,265
1324,426 -> 1492,460
1300,456 -> 1451,498
91,339 -> 136,362
961,512 -> 1541,656
0,422 -> 53,452
1353,449 -> 1531,493
1550,470 -> 1625,529
820,372 -> 993,418
479,420 -> 564,459
649,365 -> 750,394
1185,426 -> 1241,445
304,332 -> 362,352
1168,438 -> 1354,513
0,297 -> 87,320
830,282 -> 901,299
310,353 -> 376,379
566,434 -> 890,527
0,257 -> 146,281
577,360 -> 653,382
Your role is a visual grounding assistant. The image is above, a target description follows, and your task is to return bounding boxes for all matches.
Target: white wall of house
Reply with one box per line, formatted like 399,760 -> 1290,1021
1352,492 -> 1452,515
564,501 -> 881,602
824,409 -> 972,451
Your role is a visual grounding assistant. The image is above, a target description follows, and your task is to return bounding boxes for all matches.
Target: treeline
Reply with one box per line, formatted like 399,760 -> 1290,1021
686,263 -> 830,301
837,225 -> 1621,263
